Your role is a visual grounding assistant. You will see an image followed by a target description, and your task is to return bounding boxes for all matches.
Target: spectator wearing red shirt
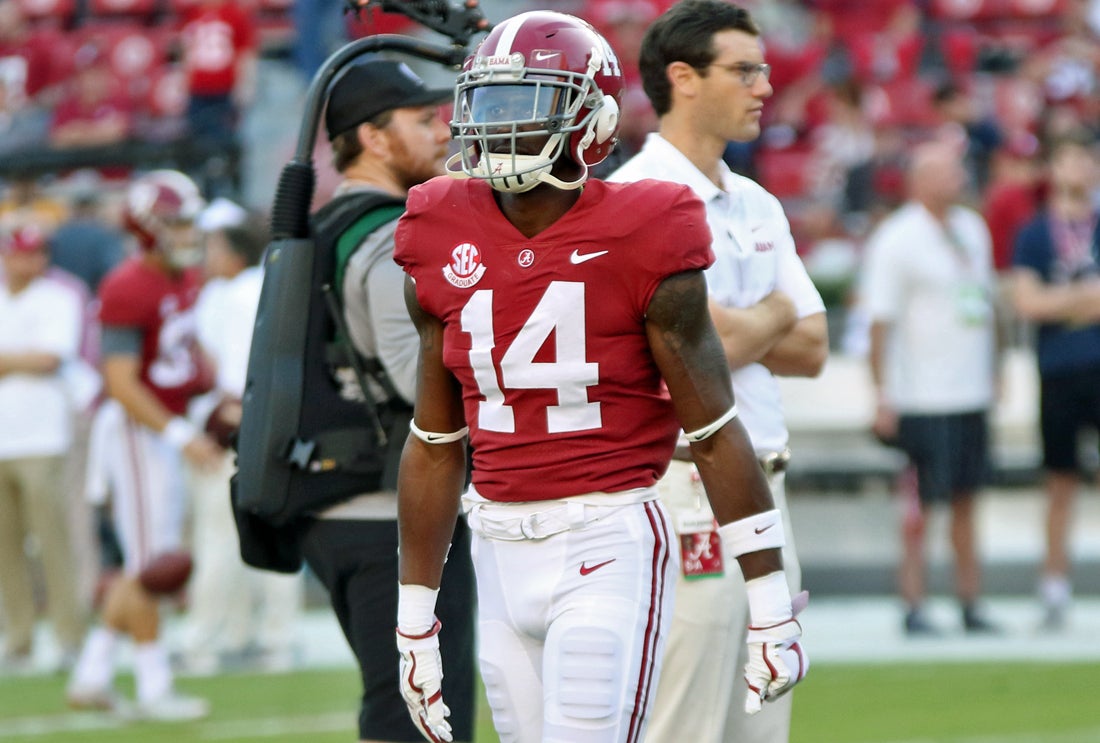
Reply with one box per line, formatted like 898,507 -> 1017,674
49,43 -> 134,152
983,135 -> 1042,274
0,0 -> 62,110
178,0 -> 257,197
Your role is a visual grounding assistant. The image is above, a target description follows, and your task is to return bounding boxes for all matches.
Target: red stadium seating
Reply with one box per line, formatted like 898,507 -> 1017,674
17,0 -> 76,27
145,64 -> 188,119
87,0 -> 157,19
756,147 -> 815,199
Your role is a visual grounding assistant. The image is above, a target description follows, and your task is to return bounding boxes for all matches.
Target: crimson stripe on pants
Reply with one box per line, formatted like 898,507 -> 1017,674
626,501 -> 671,743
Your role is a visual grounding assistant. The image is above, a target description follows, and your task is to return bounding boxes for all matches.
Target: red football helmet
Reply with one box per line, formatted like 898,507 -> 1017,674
447,10 -> 625,193
123,170 -> 204,259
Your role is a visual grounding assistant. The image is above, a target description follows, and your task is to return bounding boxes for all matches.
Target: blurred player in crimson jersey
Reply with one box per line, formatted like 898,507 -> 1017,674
391,11 -> 809,743
67,170 -> 221,722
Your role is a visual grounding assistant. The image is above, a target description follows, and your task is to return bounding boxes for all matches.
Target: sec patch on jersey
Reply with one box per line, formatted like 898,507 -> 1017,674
138,550 -> 194,595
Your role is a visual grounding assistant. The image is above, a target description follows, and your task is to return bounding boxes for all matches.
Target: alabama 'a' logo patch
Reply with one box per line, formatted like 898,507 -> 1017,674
443,242 -> 487,288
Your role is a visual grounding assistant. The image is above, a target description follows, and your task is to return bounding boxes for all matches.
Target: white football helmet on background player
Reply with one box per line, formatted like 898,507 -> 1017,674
123,169 -> 205,269
447,10 -> 625,193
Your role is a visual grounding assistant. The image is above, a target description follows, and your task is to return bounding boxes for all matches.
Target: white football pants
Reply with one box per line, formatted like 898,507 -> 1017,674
466,487 -> 677,743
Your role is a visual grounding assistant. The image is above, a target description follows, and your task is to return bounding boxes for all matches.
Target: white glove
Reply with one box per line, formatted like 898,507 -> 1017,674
396,618 -> 452,743
743,589 -> 810,714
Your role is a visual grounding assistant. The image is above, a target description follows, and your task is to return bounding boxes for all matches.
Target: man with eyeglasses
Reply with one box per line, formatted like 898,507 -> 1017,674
609,2 -> 827,742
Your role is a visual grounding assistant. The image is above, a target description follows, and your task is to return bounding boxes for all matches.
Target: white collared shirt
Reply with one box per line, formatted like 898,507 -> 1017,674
609,133 -> 825,453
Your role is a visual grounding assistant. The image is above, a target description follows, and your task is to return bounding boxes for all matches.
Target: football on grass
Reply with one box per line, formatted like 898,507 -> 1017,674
138,550 -> 193,595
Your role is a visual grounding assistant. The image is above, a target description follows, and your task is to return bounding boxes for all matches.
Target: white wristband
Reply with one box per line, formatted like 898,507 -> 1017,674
410,420 -> 469,444
684,404 -> 738,442
162,417 -> 197,450
397,583 -> 439,635
718,509 -> 786,559
745,571 -> 793,627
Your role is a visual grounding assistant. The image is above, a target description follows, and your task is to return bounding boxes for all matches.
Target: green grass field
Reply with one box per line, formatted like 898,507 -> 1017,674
1,663 -> 1098,742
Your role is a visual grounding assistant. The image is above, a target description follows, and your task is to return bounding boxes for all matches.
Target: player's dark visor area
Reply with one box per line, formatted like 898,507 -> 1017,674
465,84 -> 564,125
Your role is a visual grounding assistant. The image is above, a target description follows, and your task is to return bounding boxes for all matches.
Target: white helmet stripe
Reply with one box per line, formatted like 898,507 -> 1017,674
487,11 -> 532,57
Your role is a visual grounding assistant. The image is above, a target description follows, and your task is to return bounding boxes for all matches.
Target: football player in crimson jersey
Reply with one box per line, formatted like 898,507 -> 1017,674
392,11 -> 809,743
67,170 -> 221,722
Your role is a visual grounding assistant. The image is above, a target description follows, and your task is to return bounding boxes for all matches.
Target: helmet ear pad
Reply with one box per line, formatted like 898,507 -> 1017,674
593,94 -> 619,144
573,94 -> 620,166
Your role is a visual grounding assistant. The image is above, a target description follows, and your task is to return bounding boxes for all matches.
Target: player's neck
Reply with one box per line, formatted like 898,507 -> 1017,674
494,184 -> 581,240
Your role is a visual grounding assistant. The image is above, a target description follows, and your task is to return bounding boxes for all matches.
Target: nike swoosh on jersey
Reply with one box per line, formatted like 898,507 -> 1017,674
579,558 -> 616,576
754,524 -> 774,534
569,249 -> 609,264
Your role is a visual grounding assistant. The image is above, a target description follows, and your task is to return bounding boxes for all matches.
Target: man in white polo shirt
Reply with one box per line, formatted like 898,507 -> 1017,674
608,3 -> 827,742
0,223 -> 88,671
865,139 -> 1000,636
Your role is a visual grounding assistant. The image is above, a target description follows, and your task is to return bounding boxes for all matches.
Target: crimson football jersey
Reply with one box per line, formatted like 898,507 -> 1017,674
395,177 -> 714,502
98,258 -> 213,416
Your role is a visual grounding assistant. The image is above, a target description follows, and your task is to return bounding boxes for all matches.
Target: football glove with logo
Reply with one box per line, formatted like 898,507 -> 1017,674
743,588 -> 810,714
396,618 -> 451,742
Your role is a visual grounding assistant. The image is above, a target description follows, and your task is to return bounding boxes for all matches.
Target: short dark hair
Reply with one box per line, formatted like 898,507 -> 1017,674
331,109 -> 395,173
639,0 -> 760,117
1044,129 -> 1095,163
222,214 -> 269,267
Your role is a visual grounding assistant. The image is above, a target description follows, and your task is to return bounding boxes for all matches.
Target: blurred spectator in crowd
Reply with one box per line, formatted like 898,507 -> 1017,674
984,134 -> 1043,275
931,79 -> 1004,199
48,174 -> 127,296
67,170 -> 220,721
864,140 -> 1000,636
808,79 -> 876,215
983,133 -> 1043,349
0,224 -> 89,673
1009,133 -> 1100,631
0,0 -> 63,110
49,42 -> 133,152
1025,0 -> 1100,125
178,0 -> 258,198
178,199 -> 303,674
0,176 -> 68,233
0,76 -> 47,155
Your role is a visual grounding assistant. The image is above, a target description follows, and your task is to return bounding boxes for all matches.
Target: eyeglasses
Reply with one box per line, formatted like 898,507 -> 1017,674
708,61 -> 771,87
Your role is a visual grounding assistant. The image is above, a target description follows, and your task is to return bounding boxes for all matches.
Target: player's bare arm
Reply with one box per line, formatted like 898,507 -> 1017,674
758,311 -> 828,377
0,351 -> 62,376
707,290 -> 796,370
102,352 -> 222,469
646,270 -> 782,582
397,276 -> 468,590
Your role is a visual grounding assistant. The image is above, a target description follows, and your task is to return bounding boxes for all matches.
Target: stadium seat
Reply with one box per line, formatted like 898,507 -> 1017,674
86,0 -> 157,22
16,0 -> 76,28
144,63 -> 188,121
865,78 -> 937,129
930,0 -> 1001,20
940,26 -> 979,76
849,31 -> 923,84
252,0 -> 294,51
1008,0 -> 1067,17
755,146 -> 814,199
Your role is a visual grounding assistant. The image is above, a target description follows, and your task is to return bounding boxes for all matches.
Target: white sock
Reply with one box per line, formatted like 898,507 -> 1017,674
69,627 -> 118,691
1039,574 -> 1072,607
134,643 -> 173,703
